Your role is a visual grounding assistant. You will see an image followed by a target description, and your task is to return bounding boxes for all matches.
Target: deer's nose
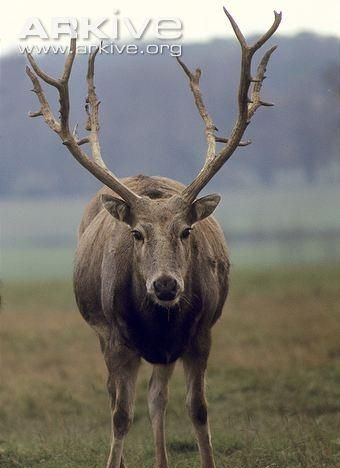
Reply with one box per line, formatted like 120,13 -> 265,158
153,276 -> 178,301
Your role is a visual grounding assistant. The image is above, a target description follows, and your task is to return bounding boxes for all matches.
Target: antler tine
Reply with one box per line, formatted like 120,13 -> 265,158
222,6 -> 247,49
176,58 -> 217,168
85,46 -> 107,170
27,38 -> 76,136
251,11 -> 282,54
180,7 -> 282,203
26,53 -> 61,89
248,46 -> 277,119
26,65 -> 61,133
26,39 -> 140,205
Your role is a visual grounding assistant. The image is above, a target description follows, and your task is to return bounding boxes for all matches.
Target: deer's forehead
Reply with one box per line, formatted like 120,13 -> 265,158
135,197 -> 189,223
136,215 -> 185,232
134,205 -> 186,234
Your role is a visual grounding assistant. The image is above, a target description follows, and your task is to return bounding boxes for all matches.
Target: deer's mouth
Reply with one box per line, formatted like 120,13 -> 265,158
152,296 -> 181,309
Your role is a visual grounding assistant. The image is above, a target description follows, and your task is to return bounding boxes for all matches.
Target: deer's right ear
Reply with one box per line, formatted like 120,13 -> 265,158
101,194 -> 133,225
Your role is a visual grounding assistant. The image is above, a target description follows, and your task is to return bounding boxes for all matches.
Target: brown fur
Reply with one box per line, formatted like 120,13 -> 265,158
74,175 -> 229,468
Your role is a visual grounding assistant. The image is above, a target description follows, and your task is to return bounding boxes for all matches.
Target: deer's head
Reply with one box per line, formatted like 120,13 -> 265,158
101,192 -> 220,306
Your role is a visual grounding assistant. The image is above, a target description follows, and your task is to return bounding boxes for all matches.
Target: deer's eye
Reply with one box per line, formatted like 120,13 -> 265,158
181,227 -> 192,240
131,230 -> 144,241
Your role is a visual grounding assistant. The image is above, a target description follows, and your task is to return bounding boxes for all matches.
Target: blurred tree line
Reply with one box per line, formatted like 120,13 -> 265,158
0,33 -> 339,197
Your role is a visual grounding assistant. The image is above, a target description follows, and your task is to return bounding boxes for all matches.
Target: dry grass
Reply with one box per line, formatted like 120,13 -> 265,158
0,265 -> 339,467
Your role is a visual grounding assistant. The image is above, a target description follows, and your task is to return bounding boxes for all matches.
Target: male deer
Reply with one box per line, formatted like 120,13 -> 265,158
26,7 -> 281,468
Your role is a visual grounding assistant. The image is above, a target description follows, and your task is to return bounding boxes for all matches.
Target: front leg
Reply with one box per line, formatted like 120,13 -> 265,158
182,334 -> 216,468
148,363 -> 175,468
104,341 -> 141,468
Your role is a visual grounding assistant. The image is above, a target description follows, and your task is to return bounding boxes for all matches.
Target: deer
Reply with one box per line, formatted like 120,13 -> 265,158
26,7 -> 281,468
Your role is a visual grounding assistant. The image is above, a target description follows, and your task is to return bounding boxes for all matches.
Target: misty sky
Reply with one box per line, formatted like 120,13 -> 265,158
1,0 -> 339,55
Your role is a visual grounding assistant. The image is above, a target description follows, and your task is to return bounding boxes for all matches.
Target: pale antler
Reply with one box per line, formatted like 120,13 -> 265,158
178,7 -> 282,203
26,39 -> 140,205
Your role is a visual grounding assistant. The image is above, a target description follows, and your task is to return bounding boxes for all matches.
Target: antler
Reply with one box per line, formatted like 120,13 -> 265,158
26,39 -> 140,205
178,7 -> 282,203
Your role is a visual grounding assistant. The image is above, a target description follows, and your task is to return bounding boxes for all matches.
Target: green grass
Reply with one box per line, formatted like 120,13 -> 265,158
1,266 -> 340,467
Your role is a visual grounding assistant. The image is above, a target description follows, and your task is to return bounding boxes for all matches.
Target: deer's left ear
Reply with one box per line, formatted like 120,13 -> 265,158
189,194 -> 221,224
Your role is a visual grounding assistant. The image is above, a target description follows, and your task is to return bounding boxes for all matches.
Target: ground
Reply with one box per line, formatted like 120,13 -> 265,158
1,265 -> 339,467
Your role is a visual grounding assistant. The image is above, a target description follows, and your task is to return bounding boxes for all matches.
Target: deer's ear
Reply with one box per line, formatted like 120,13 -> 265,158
190,194 -> 221,224
101,194 -> 133,225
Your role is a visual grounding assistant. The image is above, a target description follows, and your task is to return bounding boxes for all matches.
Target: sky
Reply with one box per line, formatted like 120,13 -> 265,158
0,0 -> 339,55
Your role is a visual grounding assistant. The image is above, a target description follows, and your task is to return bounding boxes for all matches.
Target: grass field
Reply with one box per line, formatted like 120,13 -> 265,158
1,266 -> 340,467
